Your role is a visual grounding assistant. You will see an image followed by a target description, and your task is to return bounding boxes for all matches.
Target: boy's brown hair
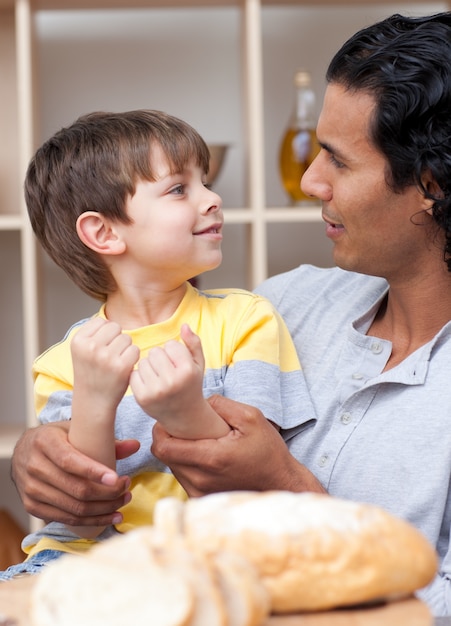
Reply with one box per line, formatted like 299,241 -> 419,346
24,110 -> 211,301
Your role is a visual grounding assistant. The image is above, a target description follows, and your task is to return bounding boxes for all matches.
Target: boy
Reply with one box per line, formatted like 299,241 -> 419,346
2,110 -> 307,576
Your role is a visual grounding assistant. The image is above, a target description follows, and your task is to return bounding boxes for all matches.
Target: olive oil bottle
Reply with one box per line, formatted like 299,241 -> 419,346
278,70 -> 320,205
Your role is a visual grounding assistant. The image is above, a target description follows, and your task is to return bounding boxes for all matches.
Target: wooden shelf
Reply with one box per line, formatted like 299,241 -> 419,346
0,0 -> 434,9
28,0 -> 240,9
222,206 -> 322,224
0,215 -> 23,230
264,207 -> 322,222
0,425 -> 25,459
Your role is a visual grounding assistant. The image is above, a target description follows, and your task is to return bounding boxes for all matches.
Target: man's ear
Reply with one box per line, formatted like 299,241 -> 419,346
76,211 -> 126,255
421,171 -> 442,216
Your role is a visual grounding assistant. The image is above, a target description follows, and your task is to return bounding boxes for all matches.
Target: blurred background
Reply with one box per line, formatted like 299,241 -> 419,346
35,2 -> 446,339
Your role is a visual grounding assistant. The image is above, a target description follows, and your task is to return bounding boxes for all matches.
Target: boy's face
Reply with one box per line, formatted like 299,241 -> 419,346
116,145 -> 223,289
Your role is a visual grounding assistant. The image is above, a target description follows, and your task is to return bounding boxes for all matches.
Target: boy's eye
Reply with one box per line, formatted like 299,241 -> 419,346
169,184 -> 185,195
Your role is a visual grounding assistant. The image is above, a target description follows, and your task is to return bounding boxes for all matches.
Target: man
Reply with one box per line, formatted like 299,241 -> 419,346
11,12 -> 451,615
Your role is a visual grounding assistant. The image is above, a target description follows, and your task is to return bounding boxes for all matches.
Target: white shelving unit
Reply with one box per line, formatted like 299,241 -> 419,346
0,0 -> 39,531
0,0 -> 448,531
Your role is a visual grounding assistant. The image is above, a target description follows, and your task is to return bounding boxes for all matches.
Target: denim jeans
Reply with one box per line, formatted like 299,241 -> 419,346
0,549 -> 64,581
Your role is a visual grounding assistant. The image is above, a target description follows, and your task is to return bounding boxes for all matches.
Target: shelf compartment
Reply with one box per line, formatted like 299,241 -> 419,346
0,7 -> 21,217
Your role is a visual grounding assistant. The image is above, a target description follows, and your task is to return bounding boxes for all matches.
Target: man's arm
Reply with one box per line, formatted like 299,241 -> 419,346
11,421 -> 137,527
151,394 -> 326,496
12,394 -> 323,529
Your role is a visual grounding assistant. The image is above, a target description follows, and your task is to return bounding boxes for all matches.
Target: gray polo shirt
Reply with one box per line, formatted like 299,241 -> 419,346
256,264 -> 451,615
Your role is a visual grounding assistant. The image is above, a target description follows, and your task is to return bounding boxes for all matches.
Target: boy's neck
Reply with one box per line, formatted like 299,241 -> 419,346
103,282 -> 188,329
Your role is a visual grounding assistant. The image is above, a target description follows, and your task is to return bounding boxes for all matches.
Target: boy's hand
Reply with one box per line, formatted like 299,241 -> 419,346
71,317 -> 140,411
130,324 -> 205,419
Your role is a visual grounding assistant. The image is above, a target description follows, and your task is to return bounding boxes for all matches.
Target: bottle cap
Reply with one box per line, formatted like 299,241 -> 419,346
294,70 -> 311,88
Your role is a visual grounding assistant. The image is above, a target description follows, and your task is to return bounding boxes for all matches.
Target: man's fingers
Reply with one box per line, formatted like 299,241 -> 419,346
115,439 -> 140,461
24,500 -> 127,529
151,421 -> 219,467
35,431 -> 136,486
206,394 -> 265,430
21,475 -> 131,527
41,444 -> 119,488
11,423 -> 134,526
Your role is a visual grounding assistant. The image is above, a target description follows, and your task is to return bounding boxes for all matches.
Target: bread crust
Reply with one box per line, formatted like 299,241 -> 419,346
169,491 -> 438,612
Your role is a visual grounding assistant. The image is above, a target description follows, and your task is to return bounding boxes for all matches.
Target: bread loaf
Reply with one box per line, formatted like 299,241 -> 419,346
154,491 -> 437,612
30,491 -> 437,622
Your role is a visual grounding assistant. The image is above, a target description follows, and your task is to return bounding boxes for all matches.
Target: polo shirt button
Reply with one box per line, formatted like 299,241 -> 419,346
371,342 -> 383,354
318,454 -> 329,467
340,412 -> 352,425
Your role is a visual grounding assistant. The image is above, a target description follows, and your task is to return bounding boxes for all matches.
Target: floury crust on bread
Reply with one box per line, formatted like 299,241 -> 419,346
31,527 -> 270,626
154,491 -> 438,613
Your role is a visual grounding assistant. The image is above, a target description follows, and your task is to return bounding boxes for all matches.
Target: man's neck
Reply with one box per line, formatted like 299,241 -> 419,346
368,268 -> 451,369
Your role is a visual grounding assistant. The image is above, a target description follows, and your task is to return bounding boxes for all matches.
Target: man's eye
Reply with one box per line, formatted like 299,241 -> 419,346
329,154 -> 345,169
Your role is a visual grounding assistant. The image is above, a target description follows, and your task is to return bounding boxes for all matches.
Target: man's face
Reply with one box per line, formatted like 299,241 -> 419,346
301,83 -> 435,283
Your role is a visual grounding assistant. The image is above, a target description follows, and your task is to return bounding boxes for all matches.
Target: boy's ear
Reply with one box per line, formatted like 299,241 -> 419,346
76,211 -> 126,255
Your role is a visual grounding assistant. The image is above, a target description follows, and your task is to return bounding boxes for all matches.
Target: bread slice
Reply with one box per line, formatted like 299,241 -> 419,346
31,543 -> 195,626
158,491 -> 437,612
30,525 -> 270,626
210,550 -> 271,626
152,537 -> 227,626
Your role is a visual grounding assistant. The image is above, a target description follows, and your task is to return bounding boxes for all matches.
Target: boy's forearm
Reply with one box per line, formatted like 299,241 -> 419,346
66,394 -> 117,539
155,399 -> 230,440
69,393 -> 117,469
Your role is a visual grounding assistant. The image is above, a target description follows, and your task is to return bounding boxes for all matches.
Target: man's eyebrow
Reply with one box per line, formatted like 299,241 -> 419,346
318,140 -> 347,162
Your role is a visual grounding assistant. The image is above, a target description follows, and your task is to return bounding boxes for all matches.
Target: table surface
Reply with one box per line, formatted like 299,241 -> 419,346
0,575 -> 447,626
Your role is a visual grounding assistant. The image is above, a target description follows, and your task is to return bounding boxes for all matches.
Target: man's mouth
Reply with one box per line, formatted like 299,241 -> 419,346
322,214 -> 345,239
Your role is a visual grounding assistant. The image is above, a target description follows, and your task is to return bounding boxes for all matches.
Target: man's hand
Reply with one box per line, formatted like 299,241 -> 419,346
151,394 -> 325,496
11,422 -> 139,527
